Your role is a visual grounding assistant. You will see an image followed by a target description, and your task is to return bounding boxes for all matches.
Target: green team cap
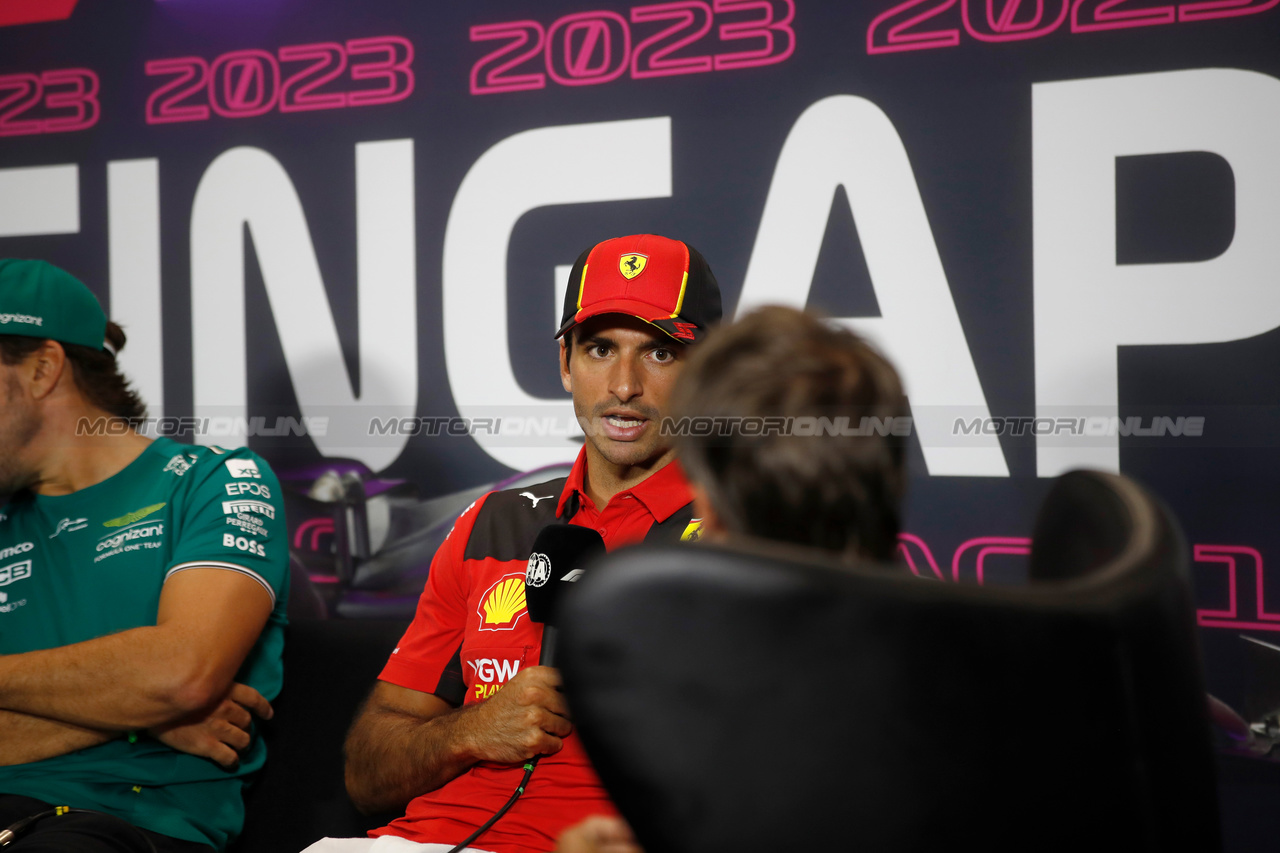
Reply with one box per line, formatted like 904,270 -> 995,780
0,259 -> 106,350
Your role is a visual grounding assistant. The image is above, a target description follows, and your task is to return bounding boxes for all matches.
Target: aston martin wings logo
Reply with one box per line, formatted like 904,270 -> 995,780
103,503 -> 166,528
619,253 -> 648,280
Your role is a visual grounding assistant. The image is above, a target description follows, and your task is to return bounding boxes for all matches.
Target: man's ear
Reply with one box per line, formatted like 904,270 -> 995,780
27,340 -> 68,402
560,338 -> 572,393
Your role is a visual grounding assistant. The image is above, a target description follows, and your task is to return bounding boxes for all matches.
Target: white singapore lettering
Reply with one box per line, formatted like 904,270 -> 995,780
106,80 -> 1275,484
225,482 -> 271,498
223,532 -> 266,557
189,141 -> 417,472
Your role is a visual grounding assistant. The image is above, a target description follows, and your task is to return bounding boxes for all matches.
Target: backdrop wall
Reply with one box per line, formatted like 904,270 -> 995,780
2,0 -> 1278,779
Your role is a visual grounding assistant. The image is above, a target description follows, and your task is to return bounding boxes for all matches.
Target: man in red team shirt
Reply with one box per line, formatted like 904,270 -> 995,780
303,235 -> 722,853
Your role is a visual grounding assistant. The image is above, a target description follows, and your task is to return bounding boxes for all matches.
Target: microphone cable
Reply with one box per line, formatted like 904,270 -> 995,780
0,806 -> 158,852
443,757 -> 539,853
445,512 -> 580,853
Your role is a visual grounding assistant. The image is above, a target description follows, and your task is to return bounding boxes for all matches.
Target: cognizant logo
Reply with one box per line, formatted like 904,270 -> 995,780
97,524 -> 164,551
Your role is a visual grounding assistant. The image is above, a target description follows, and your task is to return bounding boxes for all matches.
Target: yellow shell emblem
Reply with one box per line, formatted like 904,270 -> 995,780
619,253 -> 648,280
482,577 -> 527,626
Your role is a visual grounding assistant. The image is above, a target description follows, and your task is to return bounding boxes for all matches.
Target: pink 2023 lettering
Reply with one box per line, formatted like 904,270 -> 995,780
0,68 -> 98,136
868,0 -> 1278,54
470,0 -> 794,95
145,36 -> 413,125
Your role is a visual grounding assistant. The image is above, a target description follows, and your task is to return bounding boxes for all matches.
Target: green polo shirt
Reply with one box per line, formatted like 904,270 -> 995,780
0,437 -> 288,850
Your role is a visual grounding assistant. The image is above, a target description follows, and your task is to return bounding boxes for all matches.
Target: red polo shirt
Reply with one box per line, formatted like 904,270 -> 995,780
373,450 -> 695,852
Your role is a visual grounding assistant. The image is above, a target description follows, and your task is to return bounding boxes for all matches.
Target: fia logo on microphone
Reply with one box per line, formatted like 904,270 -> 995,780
526,552 -> 551,588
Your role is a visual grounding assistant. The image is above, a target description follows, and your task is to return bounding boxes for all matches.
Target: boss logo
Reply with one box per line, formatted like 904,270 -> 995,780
223,533 -> 266,557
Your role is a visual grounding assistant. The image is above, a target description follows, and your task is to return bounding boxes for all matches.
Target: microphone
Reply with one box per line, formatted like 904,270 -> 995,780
525,525 -> 605,665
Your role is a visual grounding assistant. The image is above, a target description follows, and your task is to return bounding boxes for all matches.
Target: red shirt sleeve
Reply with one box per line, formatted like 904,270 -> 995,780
378,493 -> 489,697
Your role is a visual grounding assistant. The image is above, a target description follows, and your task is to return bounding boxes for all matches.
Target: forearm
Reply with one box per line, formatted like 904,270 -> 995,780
0,625 -> 223,731
0,710 -> 117,767
344,703 -> 481,814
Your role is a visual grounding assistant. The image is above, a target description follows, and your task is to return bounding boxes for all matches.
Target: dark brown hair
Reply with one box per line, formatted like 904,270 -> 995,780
0,322 -> 146,424
672,306 -> 908,562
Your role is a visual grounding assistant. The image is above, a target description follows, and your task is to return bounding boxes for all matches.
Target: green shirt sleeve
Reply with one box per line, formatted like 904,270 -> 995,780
164,448 -> 288,609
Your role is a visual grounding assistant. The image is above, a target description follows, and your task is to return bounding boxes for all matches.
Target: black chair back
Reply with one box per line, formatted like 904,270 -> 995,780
559,471 -> 1219,852
230,618 -> 408,853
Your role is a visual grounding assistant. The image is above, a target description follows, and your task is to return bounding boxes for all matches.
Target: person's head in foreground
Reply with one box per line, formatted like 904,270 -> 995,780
671,304 -> 909,563
553,306 -> 910,853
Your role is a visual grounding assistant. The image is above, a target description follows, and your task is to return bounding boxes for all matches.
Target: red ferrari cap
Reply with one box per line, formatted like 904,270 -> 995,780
555,234 -> 722,344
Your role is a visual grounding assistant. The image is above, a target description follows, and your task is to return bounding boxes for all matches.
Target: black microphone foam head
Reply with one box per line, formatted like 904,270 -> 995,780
526,524 -> 606,626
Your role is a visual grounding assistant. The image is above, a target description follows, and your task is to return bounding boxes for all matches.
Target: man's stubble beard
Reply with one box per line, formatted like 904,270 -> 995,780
575,397 -> 670,470
0,373 -> 42,495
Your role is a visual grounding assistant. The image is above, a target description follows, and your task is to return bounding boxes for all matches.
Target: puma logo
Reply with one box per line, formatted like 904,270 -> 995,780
520,492 -> 555,508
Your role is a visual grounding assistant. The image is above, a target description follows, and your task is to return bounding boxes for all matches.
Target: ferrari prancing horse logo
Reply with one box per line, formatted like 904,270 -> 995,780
619,253 -> 648,280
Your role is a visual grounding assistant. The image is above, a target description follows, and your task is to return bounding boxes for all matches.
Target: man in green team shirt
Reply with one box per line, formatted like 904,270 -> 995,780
0,259 -> 289,852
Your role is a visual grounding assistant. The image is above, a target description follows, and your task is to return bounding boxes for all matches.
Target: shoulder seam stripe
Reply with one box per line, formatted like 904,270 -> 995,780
165,561 -> 276,606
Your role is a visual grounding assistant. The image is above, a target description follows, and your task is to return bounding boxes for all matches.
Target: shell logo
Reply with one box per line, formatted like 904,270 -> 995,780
477,574 -> 528,631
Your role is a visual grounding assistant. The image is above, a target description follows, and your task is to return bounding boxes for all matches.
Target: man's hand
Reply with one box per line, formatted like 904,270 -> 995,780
461,666 -> 573,764
344,667 -> 573,814
555,816 -> 644,853
149,682 -> 273,768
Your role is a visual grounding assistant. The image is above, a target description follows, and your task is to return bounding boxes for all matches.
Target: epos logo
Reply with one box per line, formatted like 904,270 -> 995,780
225,481 -> 271,498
